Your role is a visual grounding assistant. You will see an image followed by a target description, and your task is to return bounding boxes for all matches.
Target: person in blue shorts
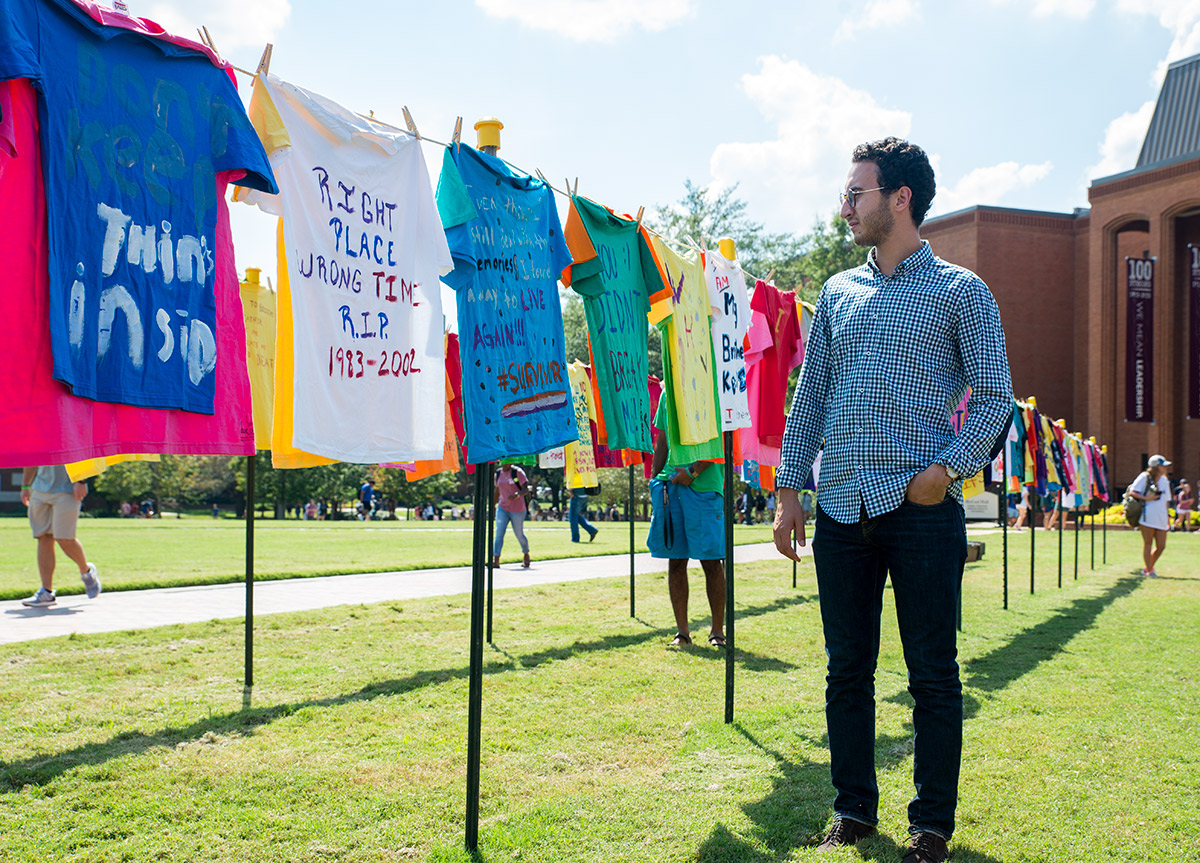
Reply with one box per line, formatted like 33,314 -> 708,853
647,432 -> 726,648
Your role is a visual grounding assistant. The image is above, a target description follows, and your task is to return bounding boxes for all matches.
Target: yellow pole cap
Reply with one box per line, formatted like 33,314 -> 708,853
717,237 -> 736,261
245,267 -> 261,285
1028,396 -> 1038,408
474,117 -> 503,151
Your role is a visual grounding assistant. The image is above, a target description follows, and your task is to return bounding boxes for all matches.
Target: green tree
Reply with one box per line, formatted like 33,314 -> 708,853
93,461 -> 155,512
649,180 -> 805,289
795,212 -> 870,303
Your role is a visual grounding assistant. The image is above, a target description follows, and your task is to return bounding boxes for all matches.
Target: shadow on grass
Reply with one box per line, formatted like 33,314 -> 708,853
1,593 -> 815,792
962,574 -> 1142,701
693,576 -> 1142,860
695,726 -> 1007,863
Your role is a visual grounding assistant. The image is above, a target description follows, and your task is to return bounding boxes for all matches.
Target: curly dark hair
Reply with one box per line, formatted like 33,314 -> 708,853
851,137 -> 936,227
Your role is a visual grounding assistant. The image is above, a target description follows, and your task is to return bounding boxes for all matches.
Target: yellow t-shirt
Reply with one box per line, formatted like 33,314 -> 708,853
565,361 -> 599,489
65,454 -> 160,482
239,272 -> 276,451
270,218 -> 336,469
647,238 -> 719,445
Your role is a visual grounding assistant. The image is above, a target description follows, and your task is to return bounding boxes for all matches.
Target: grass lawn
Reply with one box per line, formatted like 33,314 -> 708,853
0,518 -> 776,601
1,528 -> 1197,861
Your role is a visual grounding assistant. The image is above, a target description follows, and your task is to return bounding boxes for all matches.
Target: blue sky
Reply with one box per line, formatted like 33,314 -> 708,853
141,0 -> 1199,294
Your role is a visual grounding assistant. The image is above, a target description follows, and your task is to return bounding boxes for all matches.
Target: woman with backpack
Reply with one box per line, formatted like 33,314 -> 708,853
1128,454 -> 1173,577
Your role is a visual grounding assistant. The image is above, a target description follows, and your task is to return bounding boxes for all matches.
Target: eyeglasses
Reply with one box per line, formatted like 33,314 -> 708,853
839,186 -> 886,209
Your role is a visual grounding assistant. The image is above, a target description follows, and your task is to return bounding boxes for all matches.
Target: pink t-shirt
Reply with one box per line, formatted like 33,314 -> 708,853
0,78 -> 254,466
494,466 -> 529,513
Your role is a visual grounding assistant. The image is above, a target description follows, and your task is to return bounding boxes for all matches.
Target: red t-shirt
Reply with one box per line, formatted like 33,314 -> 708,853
746,282 -> 802,449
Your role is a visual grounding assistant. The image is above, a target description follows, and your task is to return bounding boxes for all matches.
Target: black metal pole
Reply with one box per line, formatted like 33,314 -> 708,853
1057,493 -> 1063,588
723,431 -> 734,725
1030,492 -> 1038,594
1103,495 -> 1107,565
628,464 -> 635,617
486,464 -> 495,644
465,461 -> 490,853
244,454 -> 255,690
1074,505 -> 1079,581
1002,446 -> 1008,610
792,535 -> 797,589
1090,506 -> 1095,571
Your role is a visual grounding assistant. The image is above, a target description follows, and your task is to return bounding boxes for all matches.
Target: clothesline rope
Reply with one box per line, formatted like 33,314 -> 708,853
227,63 -> 772,286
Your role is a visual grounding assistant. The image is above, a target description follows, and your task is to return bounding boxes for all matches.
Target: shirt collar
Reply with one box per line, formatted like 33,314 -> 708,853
866,240 -> 934,278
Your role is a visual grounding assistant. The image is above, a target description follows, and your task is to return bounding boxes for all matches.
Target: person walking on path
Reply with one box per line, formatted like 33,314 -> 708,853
567,486 -> 599,543
493,464 -> 532,569
1171,478 -> 1193,533
771,138 -> 1013,862
20,466 -> 102,608
1129,455 -> 1172,576
647,422 -> 726,649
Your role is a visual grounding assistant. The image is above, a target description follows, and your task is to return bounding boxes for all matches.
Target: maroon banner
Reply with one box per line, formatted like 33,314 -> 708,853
1190,245 -> 1200,419
1125,256 -> 1154,422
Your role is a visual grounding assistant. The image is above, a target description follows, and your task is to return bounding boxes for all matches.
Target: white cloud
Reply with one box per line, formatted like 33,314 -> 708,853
931,161 -> 1054,215
1115,1 -> 1200,83
1085,99 -> 1156,180
990,0 -> 1095,18
475,0 -> 694,42
834,0 -> 920,42
709,56 -> 912,233
142,0 -> 291,53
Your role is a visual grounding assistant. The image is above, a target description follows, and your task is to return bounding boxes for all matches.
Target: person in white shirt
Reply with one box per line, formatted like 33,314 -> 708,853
1128,454 -> 1172,577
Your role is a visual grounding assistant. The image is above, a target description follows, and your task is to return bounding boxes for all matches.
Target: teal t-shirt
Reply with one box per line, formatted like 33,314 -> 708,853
653,327 -> 725,495
567,197 -> 667,453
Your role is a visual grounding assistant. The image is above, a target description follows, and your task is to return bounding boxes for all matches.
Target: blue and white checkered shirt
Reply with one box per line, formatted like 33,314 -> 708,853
776,241 -> 1013,523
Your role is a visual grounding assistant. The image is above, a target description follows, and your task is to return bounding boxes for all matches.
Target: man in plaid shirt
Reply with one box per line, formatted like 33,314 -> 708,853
773,138 -> 1012,862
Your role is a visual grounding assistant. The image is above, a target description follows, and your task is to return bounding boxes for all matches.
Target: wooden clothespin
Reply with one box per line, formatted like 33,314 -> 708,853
565,177 -> 574,199
573,177 -> 579,197
452,117 -> 463,145
765,269 -> 776,284
402,106 -> 420,140
202,27 -> 221,58
255,43 -> 274,76
635,206 -> 644,227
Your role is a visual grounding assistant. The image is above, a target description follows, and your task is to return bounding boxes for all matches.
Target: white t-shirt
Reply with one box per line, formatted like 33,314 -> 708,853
1131,473 -> 1171,531
242,74 -> 451,462
704,252 -> 751,431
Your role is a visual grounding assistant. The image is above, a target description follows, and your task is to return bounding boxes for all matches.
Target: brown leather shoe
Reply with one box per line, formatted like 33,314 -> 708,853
901,832 -> 949,863
816,816 -> 875,850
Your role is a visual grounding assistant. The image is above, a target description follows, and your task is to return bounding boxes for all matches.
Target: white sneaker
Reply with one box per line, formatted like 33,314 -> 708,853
81,562 -> 102,599
21,588 -> 57,608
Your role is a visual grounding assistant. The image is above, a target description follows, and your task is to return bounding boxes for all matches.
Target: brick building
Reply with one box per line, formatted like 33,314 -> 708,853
923,52 -> 1200,490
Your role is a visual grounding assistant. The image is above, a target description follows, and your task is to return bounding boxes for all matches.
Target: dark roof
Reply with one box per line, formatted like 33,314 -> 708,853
1137,53 -> 1200,168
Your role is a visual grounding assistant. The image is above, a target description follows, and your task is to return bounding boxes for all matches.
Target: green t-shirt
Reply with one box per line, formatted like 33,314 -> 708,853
653,325 -> 725,495
567,196 -> 667,452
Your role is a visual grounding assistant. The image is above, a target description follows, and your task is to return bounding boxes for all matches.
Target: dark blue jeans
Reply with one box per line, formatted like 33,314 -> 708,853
812,498 -> 966,840
569,494 -> 597,542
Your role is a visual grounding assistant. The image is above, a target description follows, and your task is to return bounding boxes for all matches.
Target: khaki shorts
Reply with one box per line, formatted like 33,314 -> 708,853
28,490 -> 81,540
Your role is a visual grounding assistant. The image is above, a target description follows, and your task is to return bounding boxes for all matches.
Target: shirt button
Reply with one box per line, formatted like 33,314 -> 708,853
859,388 -> 864,394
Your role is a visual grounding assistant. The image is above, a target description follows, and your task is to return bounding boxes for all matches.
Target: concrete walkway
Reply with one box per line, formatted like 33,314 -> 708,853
0,542 -> 810,645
